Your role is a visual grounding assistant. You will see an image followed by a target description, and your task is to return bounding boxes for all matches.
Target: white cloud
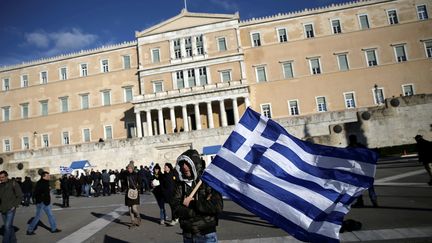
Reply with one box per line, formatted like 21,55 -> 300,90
25,32 -> 50,48
209,0 -> 239,11
24,28 -> 98,56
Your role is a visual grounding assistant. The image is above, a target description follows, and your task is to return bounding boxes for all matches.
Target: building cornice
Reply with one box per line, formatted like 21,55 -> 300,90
239,0 -> 397,27
0,41 -> 137,72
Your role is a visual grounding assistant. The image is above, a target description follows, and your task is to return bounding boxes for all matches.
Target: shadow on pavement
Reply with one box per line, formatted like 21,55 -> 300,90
355,205 -> 432,211
0,225 -> 20,235
220,210 -> 277,228
104,234 -> 129,243
139,213 -> 160,224
26,217 -> 51,232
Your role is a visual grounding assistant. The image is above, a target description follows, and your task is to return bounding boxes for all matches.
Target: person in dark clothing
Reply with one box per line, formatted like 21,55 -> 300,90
152,164 -> 166,225
125,161 -> 141,228
60,174 -> 70,208
347,135 -> 378,208
0,170 -> 23,243
414,135 -> 432,185
144,167 -> 152,192
91,171 -> 102,197
101,169 -> 110,196
162,163 -> 178,226
27,171 -> 61,235
22,176 -> 33,207
172,149 -> 223,243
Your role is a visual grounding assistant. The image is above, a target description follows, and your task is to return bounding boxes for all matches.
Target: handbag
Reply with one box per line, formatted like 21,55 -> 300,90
151,179 -> 160,187
127,176 -> 138,200
127,188 -> 138,200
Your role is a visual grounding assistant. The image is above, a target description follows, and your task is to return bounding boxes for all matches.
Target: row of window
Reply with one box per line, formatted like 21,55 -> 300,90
250,4 -> 429,47
1,87 -> 133,122
1,55 -> 132,91
260,84 -> 415,118
2,126 -> 113,152
152,66 -> 236,93
149,35 -> 229,64
254,41 -> 432,82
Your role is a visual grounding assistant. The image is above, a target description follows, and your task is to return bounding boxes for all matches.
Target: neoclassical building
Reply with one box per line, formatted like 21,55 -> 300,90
0,0 -> 431,168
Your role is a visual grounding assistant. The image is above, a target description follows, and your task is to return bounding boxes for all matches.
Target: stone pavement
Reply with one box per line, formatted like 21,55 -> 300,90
4,158 -> 432,243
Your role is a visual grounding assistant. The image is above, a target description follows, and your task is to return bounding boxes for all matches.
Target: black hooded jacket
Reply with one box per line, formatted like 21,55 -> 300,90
171,149 -> 223,235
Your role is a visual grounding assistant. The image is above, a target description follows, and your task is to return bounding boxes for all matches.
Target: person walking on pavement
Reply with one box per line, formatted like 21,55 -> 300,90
414,134 -> 432,185
172,149 -> 223,243
347,135 -> 378,208
162,163 -> 179,226
125,161 -> 141,228
21,176 -> 33,207
0,170 -> 23,243
152,164 -> 166,225
27,171 -> 61,235
60,174 -> 70,208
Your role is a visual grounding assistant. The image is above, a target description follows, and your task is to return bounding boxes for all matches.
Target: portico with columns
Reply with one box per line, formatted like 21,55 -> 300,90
132,82 -> 249,138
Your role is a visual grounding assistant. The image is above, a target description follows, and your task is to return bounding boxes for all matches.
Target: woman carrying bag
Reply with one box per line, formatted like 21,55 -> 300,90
125,161 -> 141,228
151,164 -> 166,225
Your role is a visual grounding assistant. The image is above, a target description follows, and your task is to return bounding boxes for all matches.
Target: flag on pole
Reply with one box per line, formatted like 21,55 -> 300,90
60,166 -> 73,175
201,108 -> 377,243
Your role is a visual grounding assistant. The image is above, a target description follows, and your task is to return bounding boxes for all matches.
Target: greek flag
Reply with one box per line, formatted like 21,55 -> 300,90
201,108 -> 377,243
60,166 -> 73,175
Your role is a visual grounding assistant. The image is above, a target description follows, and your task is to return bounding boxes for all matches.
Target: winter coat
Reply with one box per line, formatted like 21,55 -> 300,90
151,173 -> 164,201
171,149 -> 223,235
34,178 -> 51,205
21,179 -> 33,194
416,137 -> 432,164
0,179 -> 23,213
125,172 -> 140,206
161,170 -> 176,203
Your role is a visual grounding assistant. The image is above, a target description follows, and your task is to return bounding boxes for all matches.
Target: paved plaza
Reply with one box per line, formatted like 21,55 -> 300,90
3,157 -> 432,243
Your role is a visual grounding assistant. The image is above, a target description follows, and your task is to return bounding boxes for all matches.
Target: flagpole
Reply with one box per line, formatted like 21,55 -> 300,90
184,0 -> 187,11
187,180 -> 202,199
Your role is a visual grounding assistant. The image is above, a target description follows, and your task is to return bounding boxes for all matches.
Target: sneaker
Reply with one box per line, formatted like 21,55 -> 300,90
168,219 -> 178,226
51,229 -> 62,233
26,231 -> 35,235
160,220 -> 165,225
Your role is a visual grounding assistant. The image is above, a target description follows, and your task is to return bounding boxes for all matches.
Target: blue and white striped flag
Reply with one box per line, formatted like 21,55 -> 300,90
202,108 -> 377,243
60,166 -> 73,175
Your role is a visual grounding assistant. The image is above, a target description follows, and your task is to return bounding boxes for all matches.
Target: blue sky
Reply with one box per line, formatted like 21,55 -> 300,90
0,0 -> 352,67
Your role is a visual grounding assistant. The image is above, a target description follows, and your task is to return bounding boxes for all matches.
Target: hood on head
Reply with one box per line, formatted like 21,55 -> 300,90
175,149 -> 202,182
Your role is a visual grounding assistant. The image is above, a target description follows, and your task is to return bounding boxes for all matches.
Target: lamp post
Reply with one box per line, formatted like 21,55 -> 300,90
33,131 -> 38,149
374,84 -> 379,104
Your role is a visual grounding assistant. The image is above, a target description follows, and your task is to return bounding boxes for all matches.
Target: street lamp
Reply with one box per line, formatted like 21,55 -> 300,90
374,84 -> 379,104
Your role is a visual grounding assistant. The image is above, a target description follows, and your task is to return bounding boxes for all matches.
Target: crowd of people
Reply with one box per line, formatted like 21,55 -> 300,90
0,149 -> 224,243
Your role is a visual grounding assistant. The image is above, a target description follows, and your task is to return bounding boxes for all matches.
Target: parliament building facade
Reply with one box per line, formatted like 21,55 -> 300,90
1,0 -> 431,172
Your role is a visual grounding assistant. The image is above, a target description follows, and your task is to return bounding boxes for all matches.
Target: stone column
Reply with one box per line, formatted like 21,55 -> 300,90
180,38 -> 186,58
169,40 -> 175,60
245,96 -> 251,107
192,36 -> 198,56
207,101 -> 214,129
158,108 -> 165,135
183,70 -> 189,88
182,105 -> 189,132
194,103 -> 202,130
146,110 -> 153,136
194,68 -> 200,86
219,100 -> 228,127
135,111 -> 143,138
170,107 -> 176,133
232,98 -> 239,124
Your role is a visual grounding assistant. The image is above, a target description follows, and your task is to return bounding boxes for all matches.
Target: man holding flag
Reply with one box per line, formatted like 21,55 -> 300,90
199,107 -> 377,243
172,149 -> 223,243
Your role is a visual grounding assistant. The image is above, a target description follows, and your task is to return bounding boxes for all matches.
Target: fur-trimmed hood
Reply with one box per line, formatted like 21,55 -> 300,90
175,149 -> 202,183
